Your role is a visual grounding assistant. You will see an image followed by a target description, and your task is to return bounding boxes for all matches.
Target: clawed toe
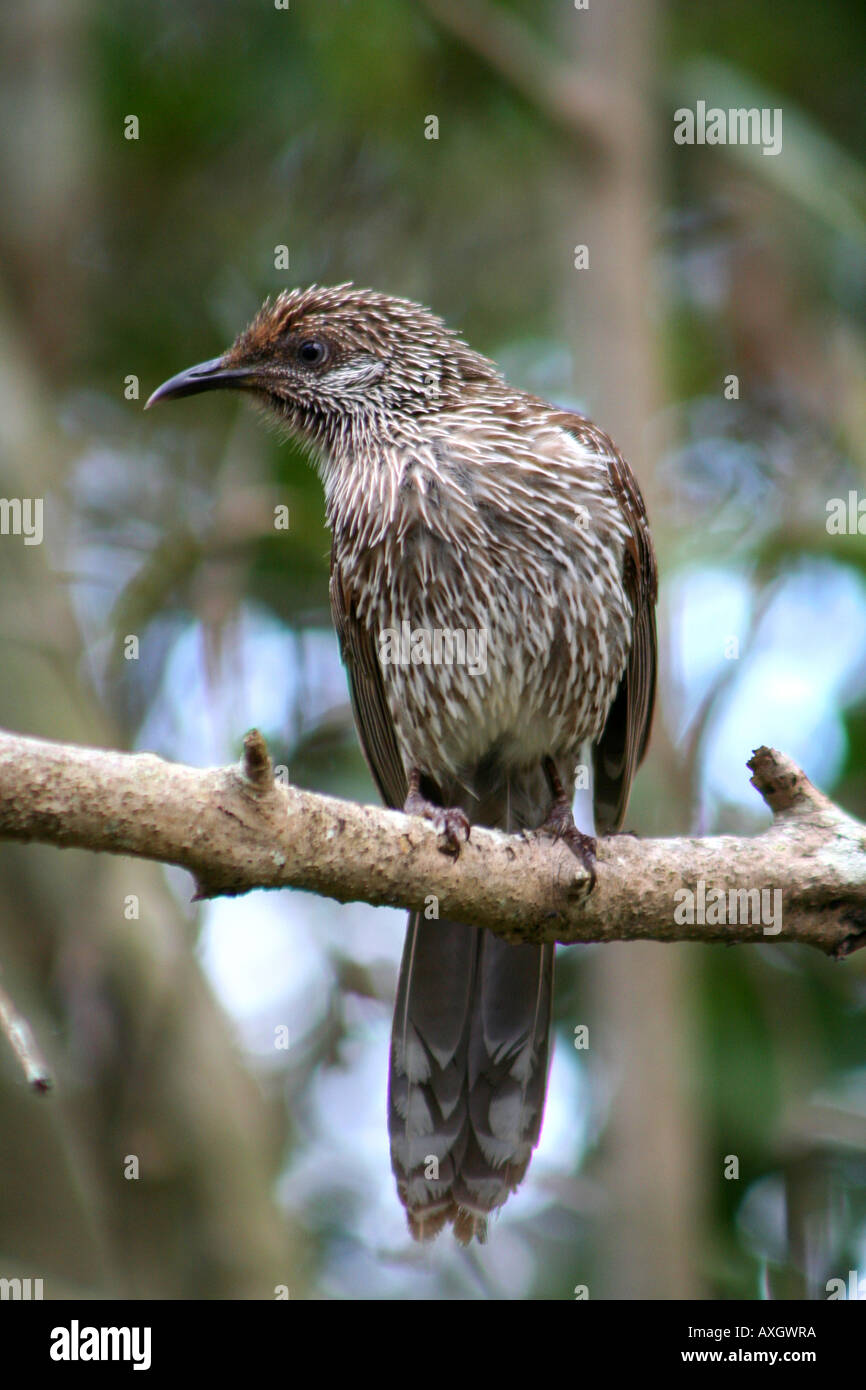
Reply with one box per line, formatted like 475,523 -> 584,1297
404,789 -> 470,856
431,807 -> 471,855
560,825 -> 597,890
539,802 -> 574,844
539,806 -> 597,891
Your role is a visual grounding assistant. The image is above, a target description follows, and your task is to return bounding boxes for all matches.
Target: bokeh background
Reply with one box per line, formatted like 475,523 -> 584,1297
1,0 -> 865,1300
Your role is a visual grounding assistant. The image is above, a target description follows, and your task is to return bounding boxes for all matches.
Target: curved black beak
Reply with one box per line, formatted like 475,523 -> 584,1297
145,356 -> 257,409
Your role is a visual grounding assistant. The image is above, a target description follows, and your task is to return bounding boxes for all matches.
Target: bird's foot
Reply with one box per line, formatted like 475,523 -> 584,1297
404,788 -> 470,857
539,755 -> 597,889
538,799 -> 597,891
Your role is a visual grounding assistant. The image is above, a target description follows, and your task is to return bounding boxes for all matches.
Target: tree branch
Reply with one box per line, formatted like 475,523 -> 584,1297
0,728 -> 864,957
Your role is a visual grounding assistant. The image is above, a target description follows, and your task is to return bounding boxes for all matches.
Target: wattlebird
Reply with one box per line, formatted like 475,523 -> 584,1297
147,285 -> 657,1242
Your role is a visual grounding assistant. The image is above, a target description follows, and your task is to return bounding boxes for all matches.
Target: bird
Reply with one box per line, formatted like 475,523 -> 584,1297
147,284 -> 657,1243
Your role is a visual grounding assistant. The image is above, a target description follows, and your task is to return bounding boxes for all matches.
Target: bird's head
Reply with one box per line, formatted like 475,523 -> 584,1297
146,284 -> 501,439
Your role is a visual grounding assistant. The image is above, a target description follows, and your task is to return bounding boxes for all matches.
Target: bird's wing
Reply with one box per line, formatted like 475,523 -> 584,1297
555,411 -> 658,833
332,540 -> 554,1244
329,546 -> 408,810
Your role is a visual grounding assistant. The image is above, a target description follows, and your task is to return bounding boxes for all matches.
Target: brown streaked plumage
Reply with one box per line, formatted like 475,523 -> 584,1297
147,284 -> 658,1243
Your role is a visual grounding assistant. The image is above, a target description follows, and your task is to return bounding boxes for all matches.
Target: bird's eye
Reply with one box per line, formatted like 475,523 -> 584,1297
297,339 -> 328,367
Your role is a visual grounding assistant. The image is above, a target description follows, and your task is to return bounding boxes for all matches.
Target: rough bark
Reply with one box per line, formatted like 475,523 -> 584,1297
1,728 -> 863,958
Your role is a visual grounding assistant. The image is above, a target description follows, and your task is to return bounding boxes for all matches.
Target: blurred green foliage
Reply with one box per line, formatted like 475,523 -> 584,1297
0,0 -> 864,1300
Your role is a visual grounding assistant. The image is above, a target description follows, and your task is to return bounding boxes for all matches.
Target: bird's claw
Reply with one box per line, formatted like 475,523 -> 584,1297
538,804 -> 597,891
560,827 -> 597,891
404,792 -> 470,857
